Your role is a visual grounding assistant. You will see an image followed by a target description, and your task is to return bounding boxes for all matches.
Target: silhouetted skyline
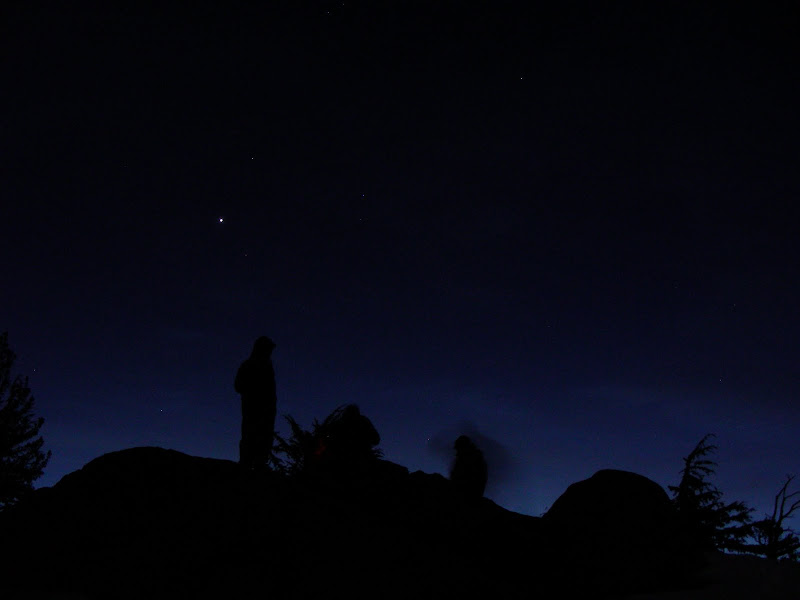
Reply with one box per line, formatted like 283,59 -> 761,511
2,3 -> 798,520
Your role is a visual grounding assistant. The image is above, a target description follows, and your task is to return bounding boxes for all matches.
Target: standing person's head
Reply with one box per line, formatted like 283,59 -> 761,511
252,336 -> 276,357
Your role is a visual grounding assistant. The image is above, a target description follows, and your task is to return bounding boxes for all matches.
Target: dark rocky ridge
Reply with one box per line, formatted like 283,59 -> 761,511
0,447 -> 789,599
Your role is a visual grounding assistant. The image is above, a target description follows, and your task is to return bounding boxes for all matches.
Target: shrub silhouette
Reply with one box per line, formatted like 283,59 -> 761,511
272,404 -> 382,476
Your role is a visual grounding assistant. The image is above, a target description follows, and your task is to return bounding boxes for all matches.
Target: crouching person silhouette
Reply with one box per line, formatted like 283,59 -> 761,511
313,404 -> 381,475
235,336 -> 277,469
449,435 -> 488,498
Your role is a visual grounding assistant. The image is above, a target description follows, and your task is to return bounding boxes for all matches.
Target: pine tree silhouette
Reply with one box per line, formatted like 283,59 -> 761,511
669,434 -> 753,553
0,332 -> 51,510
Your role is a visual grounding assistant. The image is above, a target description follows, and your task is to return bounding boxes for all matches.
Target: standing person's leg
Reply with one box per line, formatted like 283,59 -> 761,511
240,399 -> 256,467
259,408 -> 276,466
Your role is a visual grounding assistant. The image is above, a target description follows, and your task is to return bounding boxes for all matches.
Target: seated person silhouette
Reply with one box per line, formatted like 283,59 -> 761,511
313,404 -> 380,473
449,435 -> 488,498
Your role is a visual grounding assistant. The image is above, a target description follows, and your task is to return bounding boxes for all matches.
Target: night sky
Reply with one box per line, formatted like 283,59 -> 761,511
3,2 -> 798,519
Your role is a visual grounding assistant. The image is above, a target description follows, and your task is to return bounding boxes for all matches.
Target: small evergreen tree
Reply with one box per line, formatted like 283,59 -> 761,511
270,414 -> 320,476
0,332 -> 51,509
272,405 -> 382,476
669,434 -> 753,553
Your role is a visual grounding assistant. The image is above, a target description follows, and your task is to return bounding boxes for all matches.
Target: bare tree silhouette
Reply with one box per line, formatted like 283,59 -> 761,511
750,475 -> 800,561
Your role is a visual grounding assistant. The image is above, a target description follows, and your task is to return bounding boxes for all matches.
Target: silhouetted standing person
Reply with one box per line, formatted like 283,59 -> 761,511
235,336 -> 277,468
450,435 -> 488,498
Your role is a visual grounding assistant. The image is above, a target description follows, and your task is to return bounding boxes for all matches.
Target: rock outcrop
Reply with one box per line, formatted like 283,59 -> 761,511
0,449 -> 711,599
542,468 -> 690,594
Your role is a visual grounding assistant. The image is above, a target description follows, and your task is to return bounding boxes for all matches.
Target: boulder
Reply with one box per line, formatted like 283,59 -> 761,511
542,469 -> 689,594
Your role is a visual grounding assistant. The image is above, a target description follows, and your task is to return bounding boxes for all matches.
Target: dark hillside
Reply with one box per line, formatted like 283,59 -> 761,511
4,447 -> 796,599
1,448 -> 544,598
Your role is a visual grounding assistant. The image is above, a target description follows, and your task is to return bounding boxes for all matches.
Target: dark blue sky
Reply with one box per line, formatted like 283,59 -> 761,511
2,2 -> 798,519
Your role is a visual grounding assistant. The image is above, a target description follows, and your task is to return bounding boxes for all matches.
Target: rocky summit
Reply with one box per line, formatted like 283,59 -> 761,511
1,447 -> 794,599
